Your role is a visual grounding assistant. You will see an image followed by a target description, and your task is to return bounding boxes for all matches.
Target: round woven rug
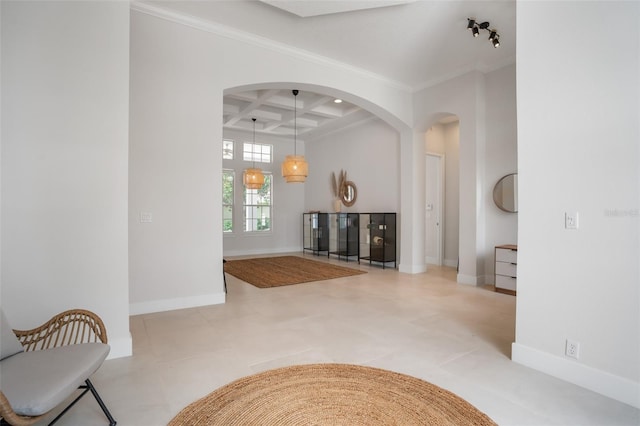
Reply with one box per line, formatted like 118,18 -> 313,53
168,363 -> 497,426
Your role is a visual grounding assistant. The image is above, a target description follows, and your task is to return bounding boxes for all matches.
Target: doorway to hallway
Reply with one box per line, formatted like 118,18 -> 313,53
425,152 -> 444,265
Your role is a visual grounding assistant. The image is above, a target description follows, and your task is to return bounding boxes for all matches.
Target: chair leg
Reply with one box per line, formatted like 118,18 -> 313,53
223,259 -> 228,294
46,379 -> 116,426
47,387 -> 91,425
85,379 -> 117,426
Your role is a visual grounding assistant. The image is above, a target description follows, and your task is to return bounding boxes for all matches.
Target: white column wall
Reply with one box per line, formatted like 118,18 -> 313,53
514,0 -> 639,407
483,64 -> 518,282
1,1 -> 132,357
443,123 -> 460,268
398,129 -> 427,273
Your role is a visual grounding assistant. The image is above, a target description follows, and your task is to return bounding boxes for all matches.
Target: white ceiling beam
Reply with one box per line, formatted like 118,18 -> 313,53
224,89 -> 279,126
223,89 -> 369,140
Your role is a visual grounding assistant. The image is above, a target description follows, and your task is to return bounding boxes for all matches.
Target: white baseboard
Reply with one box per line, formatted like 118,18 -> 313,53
482,274 -> 494,285
129,292 -> 226,316
444,258 -> 458,268
425,258 -> 459,268
107,333 -> 133,359
512,342 -> 640,409
398,263 -> 427,274
223,246 -> 302,257
457,273 -> 480,285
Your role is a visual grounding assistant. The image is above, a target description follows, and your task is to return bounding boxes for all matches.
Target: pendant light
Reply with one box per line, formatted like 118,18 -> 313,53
243,118 -> 265,189
281,89 -> 308,183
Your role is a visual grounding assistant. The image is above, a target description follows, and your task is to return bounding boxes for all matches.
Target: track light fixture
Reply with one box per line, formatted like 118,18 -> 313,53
467,18 -> 501,48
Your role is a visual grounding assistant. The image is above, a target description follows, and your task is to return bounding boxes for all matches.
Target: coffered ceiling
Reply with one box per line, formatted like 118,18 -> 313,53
223,89 -> 372,141
136,0 -> 516,139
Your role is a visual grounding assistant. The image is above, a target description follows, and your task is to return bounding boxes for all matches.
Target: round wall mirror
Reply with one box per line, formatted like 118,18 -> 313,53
341,181 -> 357,207
493,173 -> 518,213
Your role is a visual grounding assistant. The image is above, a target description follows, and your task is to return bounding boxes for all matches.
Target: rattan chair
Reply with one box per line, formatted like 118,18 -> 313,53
0,309 -> 116,426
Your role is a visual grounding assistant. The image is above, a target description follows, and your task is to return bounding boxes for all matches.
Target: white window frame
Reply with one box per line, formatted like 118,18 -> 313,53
243,142 -> 272,164
243,172 -> 272,233
223,139 -> 234,160
222,169 -> 235,233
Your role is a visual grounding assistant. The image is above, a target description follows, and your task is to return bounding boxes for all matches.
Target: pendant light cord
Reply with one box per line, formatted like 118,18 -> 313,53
292,89 -> 298,156
252,117 -> 256,168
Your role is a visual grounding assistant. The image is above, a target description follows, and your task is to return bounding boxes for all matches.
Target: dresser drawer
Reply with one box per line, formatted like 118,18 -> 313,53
495,261 -> 517,277
496,275 -> 517,291
495,247 -> 517,263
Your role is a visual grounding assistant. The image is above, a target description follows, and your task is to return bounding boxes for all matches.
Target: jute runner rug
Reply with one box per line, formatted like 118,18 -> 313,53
168,363 -> 497,426
223,256 -> 366,288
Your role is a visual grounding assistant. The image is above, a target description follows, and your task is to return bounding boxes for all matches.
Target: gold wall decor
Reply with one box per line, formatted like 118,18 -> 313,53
331,170 -> 357,208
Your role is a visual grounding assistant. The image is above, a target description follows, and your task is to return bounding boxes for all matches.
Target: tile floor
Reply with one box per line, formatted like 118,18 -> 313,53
46,253 -> 639,425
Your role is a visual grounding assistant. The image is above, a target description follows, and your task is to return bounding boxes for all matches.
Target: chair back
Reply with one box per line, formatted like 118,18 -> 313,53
13,309 -> 108,351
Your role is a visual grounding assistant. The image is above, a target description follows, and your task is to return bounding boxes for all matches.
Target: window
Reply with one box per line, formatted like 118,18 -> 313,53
243,142 -> 272,163
222,169 -> 234,232
223,140 -> 234,160
243,173 -> 272,232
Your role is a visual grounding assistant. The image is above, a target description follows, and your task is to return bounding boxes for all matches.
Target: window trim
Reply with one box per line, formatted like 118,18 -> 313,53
222,168 -> 235,233
242,142 -> 273,164
242,172 -> 273,234
223,139 -> 234,160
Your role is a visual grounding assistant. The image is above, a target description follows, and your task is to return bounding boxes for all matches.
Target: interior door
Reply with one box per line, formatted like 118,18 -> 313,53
425,153 -> 444,265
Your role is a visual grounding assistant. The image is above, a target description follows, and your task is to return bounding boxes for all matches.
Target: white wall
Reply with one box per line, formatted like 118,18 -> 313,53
483,64 -> 518,282
1,1 -> 132,357
128,7 -> 415,314
305,119 -> 400,214
128,11 -> 224,314
222,129 -> 304,256
442,123 -> 460,267
513,1 -> 639,408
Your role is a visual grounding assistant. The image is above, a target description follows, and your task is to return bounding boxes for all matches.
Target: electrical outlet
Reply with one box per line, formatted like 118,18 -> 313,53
565,339 -> 580,359
565,212 -> 579,230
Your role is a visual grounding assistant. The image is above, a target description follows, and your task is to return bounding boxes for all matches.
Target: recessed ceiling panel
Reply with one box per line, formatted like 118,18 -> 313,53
259,0 -> 415,17
223,89 -> 368,141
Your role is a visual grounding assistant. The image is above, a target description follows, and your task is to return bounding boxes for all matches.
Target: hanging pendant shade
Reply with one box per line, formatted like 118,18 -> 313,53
243,168 -> 265,189
281,89 -> 308,183
244,118 -> 265,189
282,155 -> 308,183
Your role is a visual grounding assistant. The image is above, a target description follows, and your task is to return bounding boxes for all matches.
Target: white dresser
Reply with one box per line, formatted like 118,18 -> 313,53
495,244 -> 517,295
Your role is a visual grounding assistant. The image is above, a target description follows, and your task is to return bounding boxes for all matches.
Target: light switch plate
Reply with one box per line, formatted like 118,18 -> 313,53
140,212 -> 153,223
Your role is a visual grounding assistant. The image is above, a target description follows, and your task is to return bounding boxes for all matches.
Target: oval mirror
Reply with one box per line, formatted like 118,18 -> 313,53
341,181 -> 357,207
493,173 -> 518,213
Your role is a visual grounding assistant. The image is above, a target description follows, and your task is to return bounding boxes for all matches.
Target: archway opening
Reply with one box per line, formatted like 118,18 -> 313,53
221,83 -> 410,260
424,114 -> 460,271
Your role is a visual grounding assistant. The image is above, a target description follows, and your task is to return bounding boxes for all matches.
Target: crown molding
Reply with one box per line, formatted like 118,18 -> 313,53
304,114 -> 380,142
130,2 -> 413,93
412,54 -> 517,93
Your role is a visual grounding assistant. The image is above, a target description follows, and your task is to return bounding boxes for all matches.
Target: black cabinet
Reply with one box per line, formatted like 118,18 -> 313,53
359,213 -> 396,269
303,213 -> 329,255
328,213 -> 359,261
303,212 -> 396,268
